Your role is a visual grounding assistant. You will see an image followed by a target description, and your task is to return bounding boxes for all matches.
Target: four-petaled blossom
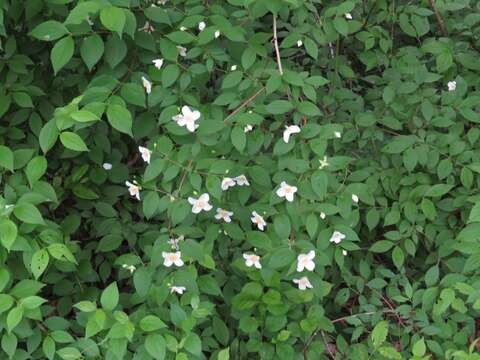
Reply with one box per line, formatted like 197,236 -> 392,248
448,81 -> 456,91
125,181 -> 141,201
172,105 -> 201,132
352,194 -> 359,203
243,253 -> 262,269
251,211 -> 266,231
320,212 -> 326,219
215,208 -> 233,223
276,181 -> 297,202
162,251 -> 184,267
319,156 -> 329,169
221,177 -> 236,191
345,13 -> 353,20
334,131 -> 342,138
283,125 -> 301,143
169,285 -> 186,294
297,251 -> 315,272
231,65 -> 237,71
122,264 -> 136,273
293,276 -> 313,290
234,175 -> 250,186
177,45 -> 187,57
103,163 -> 112,170
142,76 -> 152,94
152,58 -> 164,69
188,193 -> 213,214
297,40 -> 303,47
330,231 -> 346,244
214,30 -> 220,38
138,146 -> 152,164
198,21 -> 206,31
244,124 -> 253,133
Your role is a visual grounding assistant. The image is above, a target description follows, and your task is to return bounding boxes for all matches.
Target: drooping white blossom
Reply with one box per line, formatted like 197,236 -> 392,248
215,208 -> 233,223
188,193 -> 213,214
198,21 -> 206,31
177,45 -> 187,57
214,30 -> 220,38
448,81 -> 456,91
234,175 -> 250,186
138,146 -> 152,164
169,285 -> 186,294
125,181 -> 141,201
141,76 -> 152,94
276,181 -> 297,202
152,58 -> 164,69
172,106 -> 201,132
352,194 -> 359,203
251,211 -> 266,231
297,40 -> 303,47
244,124 -> 253,133
221,177 -> 236,191
345,13 -> 353,20
243,253 -> 262,269
283,125 -> 301,143
329,231 -> 346,244
231,65 -> 237,71
297,251 -> 315,272
103,163 -> 112,170
122,264 -> 136,273
293,276 -> 313,290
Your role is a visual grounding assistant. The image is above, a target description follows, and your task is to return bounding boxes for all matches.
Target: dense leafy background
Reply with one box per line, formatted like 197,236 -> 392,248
1,0 -> 480,359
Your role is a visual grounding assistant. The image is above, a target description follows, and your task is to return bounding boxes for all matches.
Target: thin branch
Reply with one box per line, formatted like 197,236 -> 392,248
429,0 -> 448,37
224,87 -> 265,123
272,15 -> 284,75
321,331 -> 335,359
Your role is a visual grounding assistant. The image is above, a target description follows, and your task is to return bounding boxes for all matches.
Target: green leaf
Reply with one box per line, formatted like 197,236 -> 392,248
100,282 -> 119,311
246,231 -> 271,249
51,36 -> 74,75
60,132 -> 89,152
333,17 -> 349,36
0,145 -> 14,172
218,348 -> 230,360
139,315 -> 167,332
412,338 -> 426,356
231,126 -> 246,152
106,104 -> 133,136
371,320 -> 388,348
6,306 -> 23,333
25,156 -> 47,187
39,119 -> 59,153
57,347 -> 82,360
80,34 -> 104,71
266,100 -> 294,115
161,64 -> 180,88
31,21 -> 68,41
31,249 -> 49,279
100,6 -> 125,37
120,83 -> 146,107
144,334 -> 166,359
369,240 -> 394,253
0,219 -> 17,251
13,203 -> 45,225
48,243 -> 77,263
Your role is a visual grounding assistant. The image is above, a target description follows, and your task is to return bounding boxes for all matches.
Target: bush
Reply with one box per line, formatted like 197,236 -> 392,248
1,0 -> 480,359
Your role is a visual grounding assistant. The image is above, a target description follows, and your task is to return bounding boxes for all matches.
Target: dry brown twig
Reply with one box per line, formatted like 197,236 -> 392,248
429,0 -> 448,37
272,15 -> 284,75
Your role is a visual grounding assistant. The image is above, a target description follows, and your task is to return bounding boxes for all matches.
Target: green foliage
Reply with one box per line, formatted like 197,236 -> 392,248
0,0 -> 480,359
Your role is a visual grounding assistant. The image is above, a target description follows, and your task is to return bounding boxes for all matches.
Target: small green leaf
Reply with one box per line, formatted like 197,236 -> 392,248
0,219 -> 17,251
100,6 -> 126,37
100,282 -> 119,311
0,145 -> 14,172
51,36 -> 74,75
31,249 -> 49,279
60,132 -> 89,152
25,156 -> 47,187
144,334 -> 166,359
266,100 -> 293,115
80,34 -> 104,71
13,203 -> 45,225
106,104 -> 133,136
31,21 -> 69,41
371,320 -> 388,348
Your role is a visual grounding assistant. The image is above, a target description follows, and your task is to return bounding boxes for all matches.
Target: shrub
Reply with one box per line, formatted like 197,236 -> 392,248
1,0 -> 480,359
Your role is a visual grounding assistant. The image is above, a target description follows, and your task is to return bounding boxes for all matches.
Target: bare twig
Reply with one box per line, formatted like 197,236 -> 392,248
429,0 -> 448,37
224,87 -> 265,123
272,15 -> 283,75
321,331 -> 335,359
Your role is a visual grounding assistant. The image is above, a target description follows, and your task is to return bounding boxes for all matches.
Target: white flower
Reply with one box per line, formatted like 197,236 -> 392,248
319,156 -> 329,169
169,285 -> 186,294
293,276 -> 313,290
139,21 -> 155,33
102,163 -> 112,170
297,250 -> 315,272
172,105 -> 201,132
141,76 -> 152,94
215,208 -> 233,223
214,30 -> 220,38
162,251 -> 184,267
320,212 -> 326,219
345,13 -> 353,20
448,81 -> 456,91
329,231 -> 346,244
251,211 -> 266,231
157,0 -> 168,4
283,125 -> 301,143
125,181 -> 141,201
352,194 -> 359,203
177,45 -> 187,57
188,193 -> 213,214
234,175 -> 250,186
86,16 -> 94,26
231,65 -> 237,71
180,26 -> 187,31
276,181 -> 297,202
138,146 -> 152,164
342,250 -> 348,256
244,124 -> 253,133
297,40 -> 303,47
4,204 -> 14,210
243,253 -> 261,269
168,235 -> 184,250
122,264 -> 136,273
334,131 -> 341,138
198,21 -> 206,31
152,58 -> 164,69
221,177 -> 236,191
